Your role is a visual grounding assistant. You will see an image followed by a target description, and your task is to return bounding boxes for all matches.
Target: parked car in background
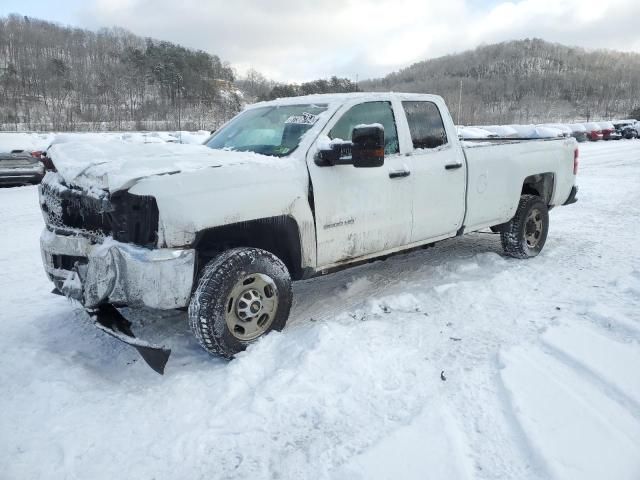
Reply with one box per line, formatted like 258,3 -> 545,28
478,125 -> 519,137
457,126 -> 496,139
0,149 -> 45,185
598,121 -> 620,140
583,122 -> 604,141
507,124 -> 563,138
567,123 -> 588,142
541,124 -> 573,138
613,120 -> 639,139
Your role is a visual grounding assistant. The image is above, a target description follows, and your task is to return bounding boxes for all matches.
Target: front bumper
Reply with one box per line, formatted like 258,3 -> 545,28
40,229 -> 196,309
0,166 -> 44,184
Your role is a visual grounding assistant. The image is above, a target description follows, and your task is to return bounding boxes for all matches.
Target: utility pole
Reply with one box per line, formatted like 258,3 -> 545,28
176,72 -> 183,143
457,79 -> 463,125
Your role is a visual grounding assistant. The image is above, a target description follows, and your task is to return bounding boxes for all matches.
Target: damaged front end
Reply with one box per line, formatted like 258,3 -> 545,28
39,172 -> 196,373
90,305 -> 172,375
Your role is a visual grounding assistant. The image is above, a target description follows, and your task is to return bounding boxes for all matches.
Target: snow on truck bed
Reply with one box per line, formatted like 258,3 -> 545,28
0,140 -> 639,479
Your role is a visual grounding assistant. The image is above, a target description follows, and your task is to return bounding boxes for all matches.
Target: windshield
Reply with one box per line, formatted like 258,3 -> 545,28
205,104 -> 328,157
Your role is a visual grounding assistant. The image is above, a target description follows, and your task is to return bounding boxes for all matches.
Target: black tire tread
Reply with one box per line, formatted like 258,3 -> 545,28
188,247 -> 292,358
500,194 -> 548,259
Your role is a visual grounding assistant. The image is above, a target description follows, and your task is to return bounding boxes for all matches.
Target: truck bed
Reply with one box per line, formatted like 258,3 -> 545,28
460,137 -> 577,232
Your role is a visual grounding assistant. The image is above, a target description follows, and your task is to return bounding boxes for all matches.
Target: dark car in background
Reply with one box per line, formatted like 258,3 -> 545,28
567,123 -> 588,142
613,120 -> 639,139
0,149 -> 45,186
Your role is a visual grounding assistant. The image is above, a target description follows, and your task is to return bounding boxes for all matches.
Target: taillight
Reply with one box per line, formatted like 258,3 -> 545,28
41,155 -> 57,172
31,150 -> 42,158
573,148 -> 579,175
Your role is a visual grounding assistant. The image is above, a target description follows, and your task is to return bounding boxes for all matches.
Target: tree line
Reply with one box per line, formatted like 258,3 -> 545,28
0,14 -> 241,131
360,38 -> 640,125
236,69 -> 359,102
2,17 -> 640,132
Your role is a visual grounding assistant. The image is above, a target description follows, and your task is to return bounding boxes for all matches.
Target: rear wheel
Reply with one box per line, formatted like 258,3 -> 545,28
500,195 -> 549,259
188,247 -> 292,358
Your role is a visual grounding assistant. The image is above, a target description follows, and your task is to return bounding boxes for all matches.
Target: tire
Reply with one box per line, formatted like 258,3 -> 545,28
188,247 -> 292,358
500,195 -> 549,259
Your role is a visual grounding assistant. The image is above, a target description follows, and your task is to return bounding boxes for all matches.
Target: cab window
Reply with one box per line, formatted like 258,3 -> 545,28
402,101 -> 448,150
329,101 -> 399,155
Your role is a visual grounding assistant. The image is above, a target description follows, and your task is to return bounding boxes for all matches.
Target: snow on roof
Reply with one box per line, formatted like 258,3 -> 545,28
250,92 -> 443,109
0,132 -> 55,153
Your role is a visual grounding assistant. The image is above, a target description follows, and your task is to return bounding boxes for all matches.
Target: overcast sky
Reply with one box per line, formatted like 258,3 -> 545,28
2,0 -> 640,82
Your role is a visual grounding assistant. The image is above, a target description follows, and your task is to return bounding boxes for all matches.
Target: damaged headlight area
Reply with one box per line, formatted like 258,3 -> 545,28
39,173 -> 159,248
109,192 -> 159,247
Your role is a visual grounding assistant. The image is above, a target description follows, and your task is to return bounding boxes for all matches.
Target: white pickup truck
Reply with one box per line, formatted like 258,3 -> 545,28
39,93 -> 579,372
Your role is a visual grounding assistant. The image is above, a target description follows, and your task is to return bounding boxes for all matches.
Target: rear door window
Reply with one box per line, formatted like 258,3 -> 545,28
402,101 -> 448,150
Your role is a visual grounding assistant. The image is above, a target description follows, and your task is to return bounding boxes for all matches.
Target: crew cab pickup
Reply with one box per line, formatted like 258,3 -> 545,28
39,93 -> 579,372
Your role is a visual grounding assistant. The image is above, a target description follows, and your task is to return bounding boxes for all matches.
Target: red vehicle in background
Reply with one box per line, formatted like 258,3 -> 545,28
598,121 -> 621,140
583,122 -> 604,141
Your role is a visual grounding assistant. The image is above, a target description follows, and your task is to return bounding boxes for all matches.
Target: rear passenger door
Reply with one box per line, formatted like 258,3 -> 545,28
402,101 -> 466,242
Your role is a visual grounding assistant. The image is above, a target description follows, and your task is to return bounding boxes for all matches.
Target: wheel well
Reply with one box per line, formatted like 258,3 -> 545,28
522,173 -> 554,205
193,216 -> 304,280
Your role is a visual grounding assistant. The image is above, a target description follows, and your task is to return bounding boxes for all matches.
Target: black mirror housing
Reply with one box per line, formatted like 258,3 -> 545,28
352,125 -> 384,168
315,142 -> 351,167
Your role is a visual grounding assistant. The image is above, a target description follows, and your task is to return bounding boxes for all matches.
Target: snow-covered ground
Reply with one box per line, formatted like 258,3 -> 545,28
0,140 -> 639,480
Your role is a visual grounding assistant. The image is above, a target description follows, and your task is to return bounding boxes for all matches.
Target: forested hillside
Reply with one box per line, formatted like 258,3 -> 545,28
361,39 -> 640,125
0,15 -> 241,131
2,15 -> 640,131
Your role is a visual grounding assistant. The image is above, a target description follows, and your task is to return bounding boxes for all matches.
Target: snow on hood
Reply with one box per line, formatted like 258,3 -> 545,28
47,139 -> 293,192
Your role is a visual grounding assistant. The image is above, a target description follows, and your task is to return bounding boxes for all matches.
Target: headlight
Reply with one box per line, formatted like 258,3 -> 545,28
109,192 -> 159,248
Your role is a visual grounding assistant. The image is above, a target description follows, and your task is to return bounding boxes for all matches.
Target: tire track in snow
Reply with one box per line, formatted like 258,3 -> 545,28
499,343 -> 640,480
540,323 -> 640,418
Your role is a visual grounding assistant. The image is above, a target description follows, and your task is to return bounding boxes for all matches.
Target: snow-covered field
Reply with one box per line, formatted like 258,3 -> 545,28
1,140 -> 639,480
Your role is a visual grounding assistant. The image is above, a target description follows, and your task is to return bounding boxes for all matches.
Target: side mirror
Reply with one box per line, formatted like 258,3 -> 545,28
352,125 -> 384,168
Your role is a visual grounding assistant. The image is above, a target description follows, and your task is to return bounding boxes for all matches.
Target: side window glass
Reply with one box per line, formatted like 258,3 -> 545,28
329,101 -> 399,155
402,101 -> 448,150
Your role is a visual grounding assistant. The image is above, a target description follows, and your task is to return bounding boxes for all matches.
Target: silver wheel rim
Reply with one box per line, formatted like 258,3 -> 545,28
525,208 -> 543,248
225,273 -> 278,341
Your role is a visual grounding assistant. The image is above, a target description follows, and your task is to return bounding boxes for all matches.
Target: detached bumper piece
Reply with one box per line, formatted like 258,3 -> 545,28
89,304 -> 171,374
563,185 -> 578,205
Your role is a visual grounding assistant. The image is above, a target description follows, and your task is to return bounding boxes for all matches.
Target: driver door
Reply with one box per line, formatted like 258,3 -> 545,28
307,100 -> 413,267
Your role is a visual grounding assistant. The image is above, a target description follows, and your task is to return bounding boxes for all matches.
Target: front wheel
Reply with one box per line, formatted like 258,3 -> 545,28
500,195 -> 549,259
188,247 -> 292,358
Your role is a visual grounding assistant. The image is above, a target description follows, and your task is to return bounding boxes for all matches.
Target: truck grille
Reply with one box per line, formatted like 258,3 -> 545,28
39,174 -> 113,237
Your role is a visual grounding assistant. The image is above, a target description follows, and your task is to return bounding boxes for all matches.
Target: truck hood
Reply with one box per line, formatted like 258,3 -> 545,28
47,139 -> 291,193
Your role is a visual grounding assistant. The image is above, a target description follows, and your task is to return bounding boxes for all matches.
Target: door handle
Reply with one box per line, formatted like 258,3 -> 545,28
389,170 -> 411,179
445,163 -> 463,170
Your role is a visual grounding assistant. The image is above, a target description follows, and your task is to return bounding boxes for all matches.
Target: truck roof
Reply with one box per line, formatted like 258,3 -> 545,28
250,92 -> 444,108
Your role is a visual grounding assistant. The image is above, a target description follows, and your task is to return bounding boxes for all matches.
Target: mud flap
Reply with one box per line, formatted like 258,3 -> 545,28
88,304 -> 171,375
